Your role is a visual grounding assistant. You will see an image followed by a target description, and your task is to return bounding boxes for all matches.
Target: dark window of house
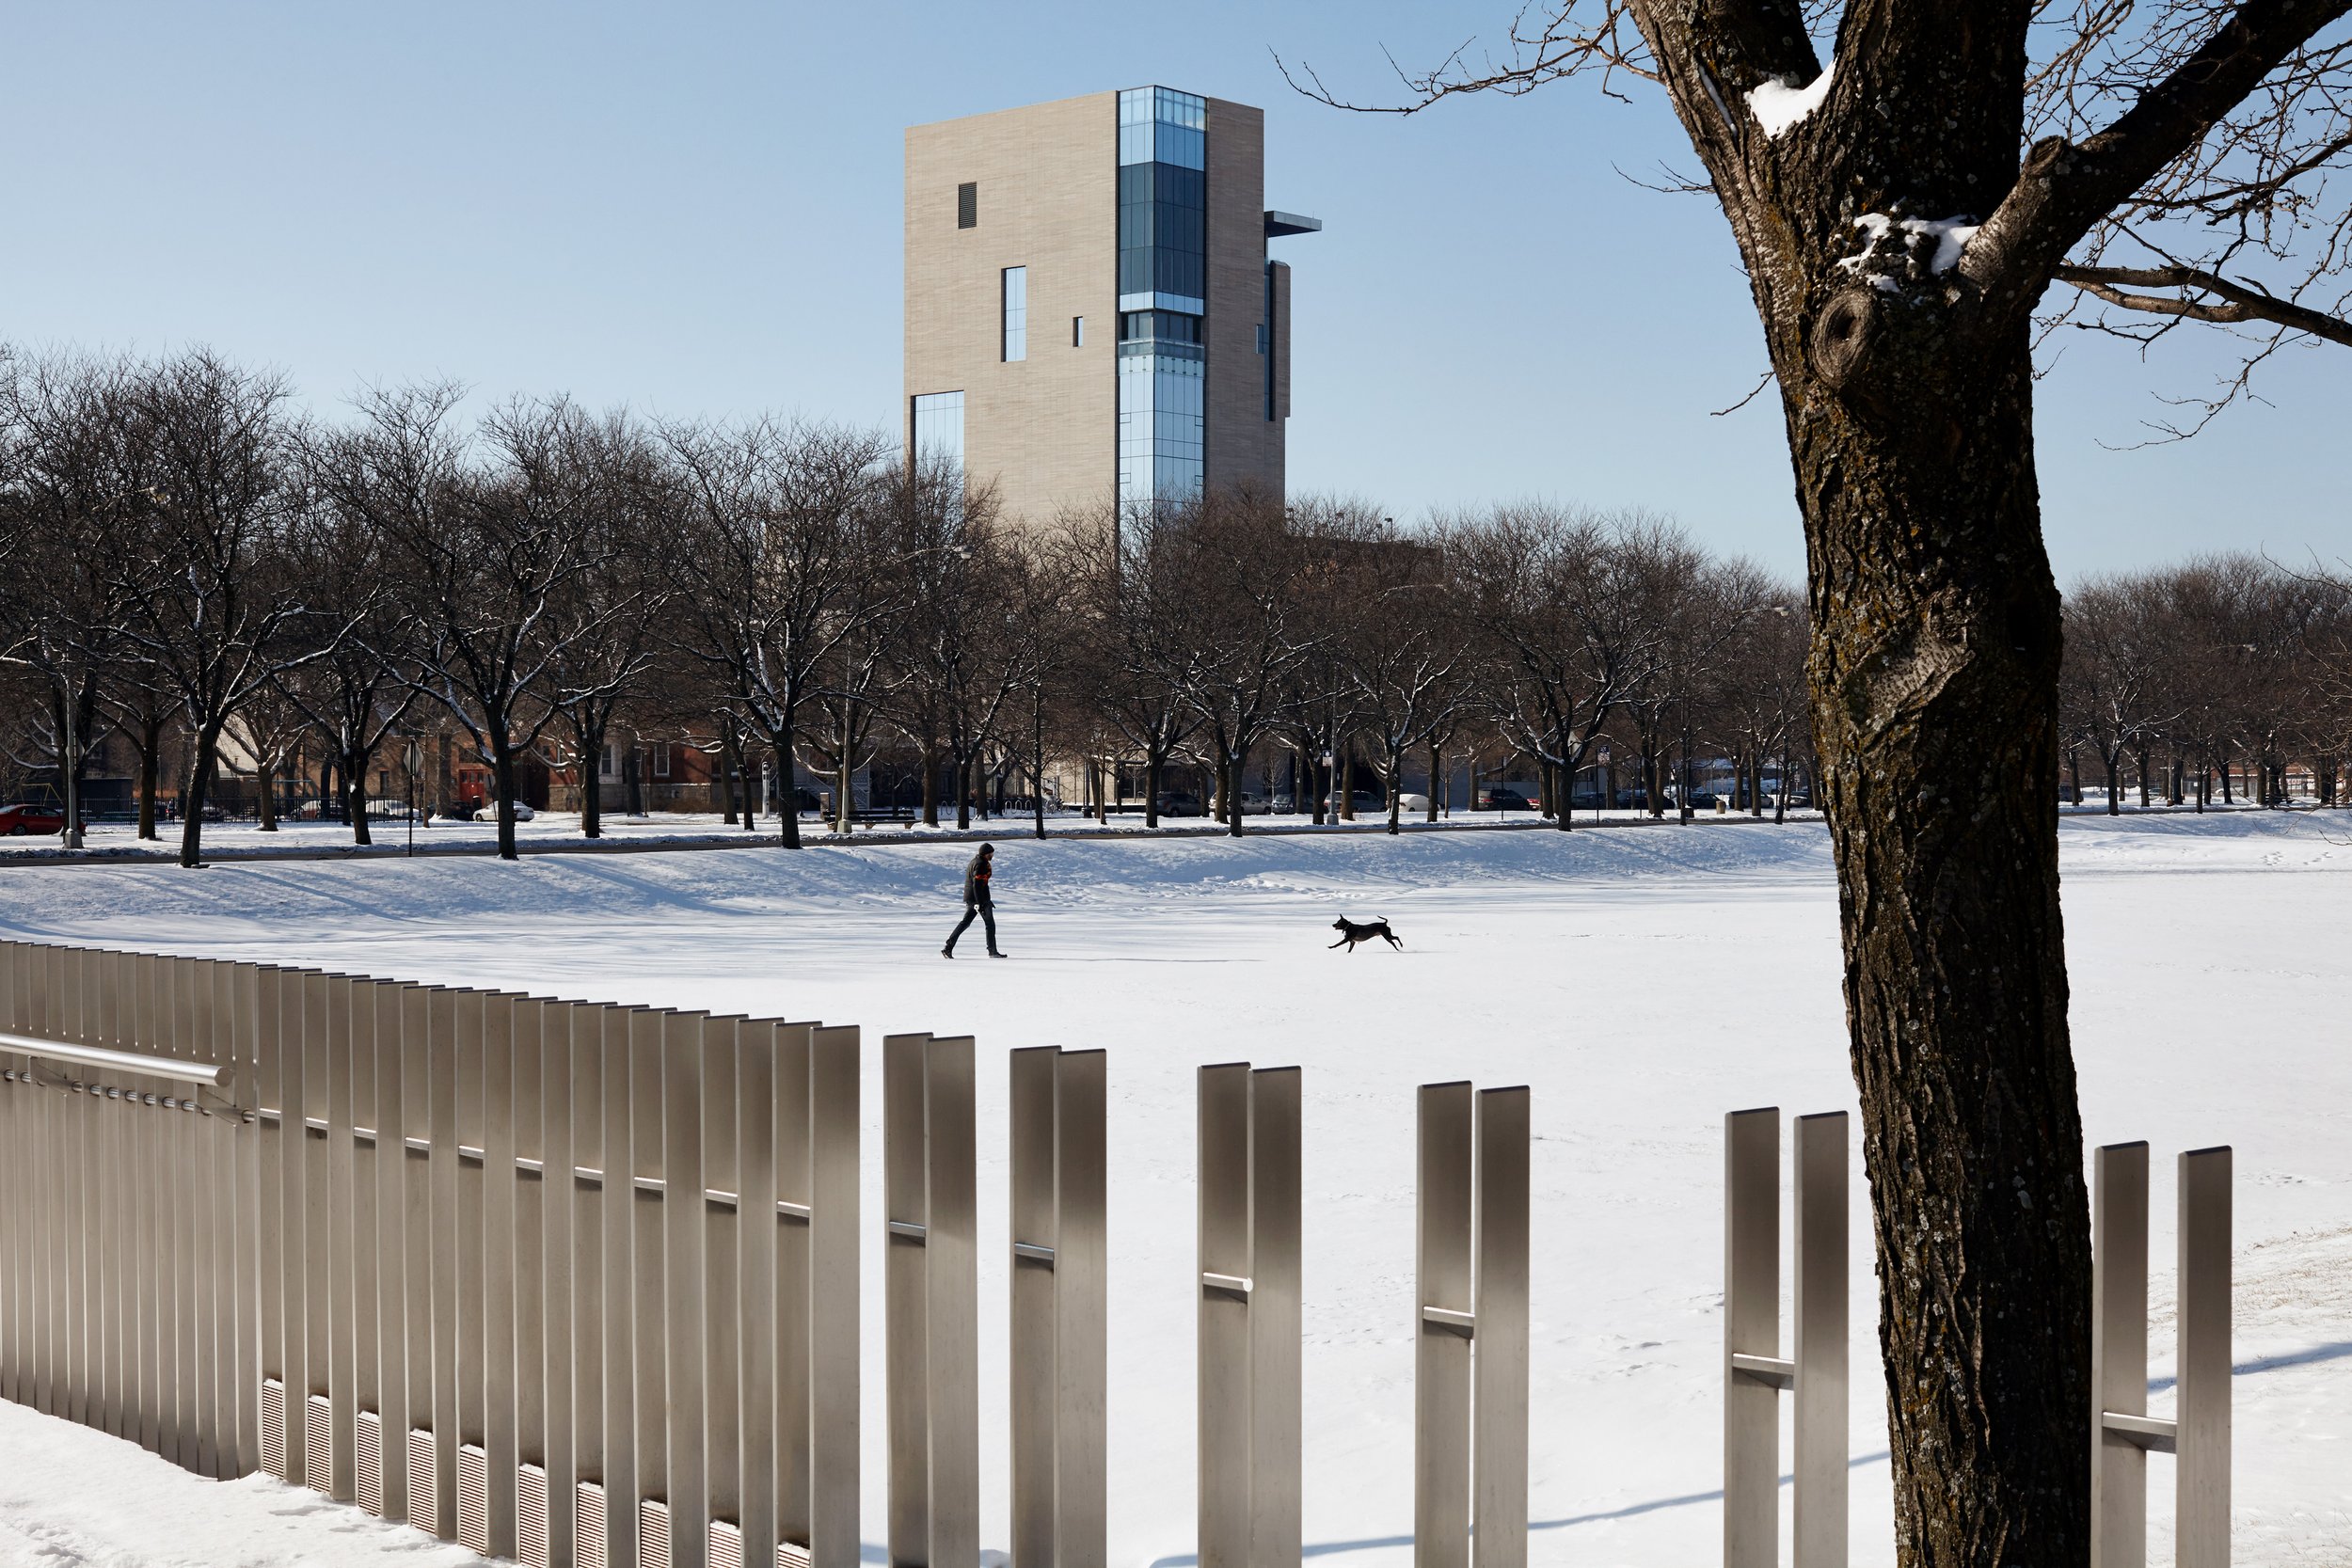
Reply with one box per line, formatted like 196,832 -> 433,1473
958,182 -> 977,229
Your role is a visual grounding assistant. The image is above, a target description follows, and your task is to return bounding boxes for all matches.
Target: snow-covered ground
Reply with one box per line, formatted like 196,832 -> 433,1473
0,813 -> 2344,1568
0,804 -> 1775,863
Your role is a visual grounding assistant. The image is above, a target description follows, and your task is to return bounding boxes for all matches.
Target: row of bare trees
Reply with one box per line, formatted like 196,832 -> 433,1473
3,347 -> 1824,862
16,346 -> 2342,870
2061,554 -> 2352,810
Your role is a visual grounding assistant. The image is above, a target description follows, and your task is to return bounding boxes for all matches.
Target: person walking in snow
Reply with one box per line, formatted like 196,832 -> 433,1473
943,843 -> 1005,958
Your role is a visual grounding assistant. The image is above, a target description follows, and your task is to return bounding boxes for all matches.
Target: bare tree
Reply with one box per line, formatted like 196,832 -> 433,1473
1326,515 -> 1472,832
119,350 -> 336,866
0,350 -> 145,847
536,413 -> 673,839
664,417 -> 897,848
331,387 -> 613,860
1157,492 -> 1324,837
1289,4 -> 2352,1544
1446,504 -> 1675,829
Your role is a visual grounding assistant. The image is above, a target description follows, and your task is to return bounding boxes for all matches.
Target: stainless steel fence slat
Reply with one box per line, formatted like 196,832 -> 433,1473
429,985 -> 465,1539
604,1006 -> 642,1568
516,998 -> 550,1552
1009,1047 -> 1057,1568
1792,1113 -> 1848,1568
1054,1049 -> 1108,1568
326,974 -> 360,1498
2177,1147 -> 2232,1568
1471,1087 -> 1530,1568
375,982 -> 413,1518
1,944 -> 20,1409
1723,1107 -> 1780,1568
455,988 -> 490,1533
929,1036 -> 980,1568
546,999 -> 582,1568
663,1010 -> 711,1568
1414,1082 -> 1474,1568
231,961 -> 265,1477
737,1021 -> 779,1568
486,993 -> 522,1560
2091,1142 -> 2151,1568
776,1023 -> 815,1559
808,1024 -> 860,1568
1248,1066 -> 1302,1568
350,979 -> 383,1499
1196,1063 -> 1251,1568
705,1019 -> 744,1562
632,1007 -> 668,1568
883,1032 -> 932,1568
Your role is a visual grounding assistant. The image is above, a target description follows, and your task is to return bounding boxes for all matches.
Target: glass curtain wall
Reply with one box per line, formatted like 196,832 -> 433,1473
1117,87 -> 1208,512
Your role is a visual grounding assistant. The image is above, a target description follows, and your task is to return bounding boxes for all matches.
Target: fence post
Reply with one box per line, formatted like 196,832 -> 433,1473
2091,1142 -> 2150,1568
2091,1142 -> 2233,1568
1009,1046 -> 1108,1568
808,1022 -> 862,1568
1724,1107 -> 1779,1568
402,986 -> 438,1536
2177,1148 -> 2233,1568
1196,1062 -> 1302,1568
662,1009 -> 711,1568
885,1032 -> 978,1568
1724,1108 -> 1848,1568
1472,1086 -> 1530,1568
703,1016 -> 743,1568
1792,1113 -> 1848,1568
1414,1082 -> 1474,1568
1057,1049 -> 1108,1568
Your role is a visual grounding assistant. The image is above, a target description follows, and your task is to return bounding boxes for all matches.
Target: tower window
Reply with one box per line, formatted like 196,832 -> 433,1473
1073,315 -> 1086,347
957,182 -> 977,229
1002,266 -> 1027,362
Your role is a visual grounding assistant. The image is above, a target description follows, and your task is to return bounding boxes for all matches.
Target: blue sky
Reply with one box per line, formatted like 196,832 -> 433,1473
3,2 -> 2344,583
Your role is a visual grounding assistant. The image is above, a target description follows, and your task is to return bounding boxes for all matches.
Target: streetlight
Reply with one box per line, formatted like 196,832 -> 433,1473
1595,743 -> 1612,824
403,738 -> 424,858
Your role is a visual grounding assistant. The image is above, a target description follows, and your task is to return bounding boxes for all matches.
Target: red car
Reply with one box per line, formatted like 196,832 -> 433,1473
0,802 -> 71,836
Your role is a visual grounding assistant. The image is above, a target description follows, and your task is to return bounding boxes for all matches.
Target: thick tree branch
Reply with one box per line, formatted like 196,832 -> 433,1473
1964,0 -> 2352,311
2056,261 -> 2352,344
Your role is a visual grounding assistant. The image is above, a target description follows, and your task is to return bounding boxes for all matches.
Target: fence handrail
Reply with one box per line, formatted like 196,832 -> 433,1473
0,1027 -> 232,1089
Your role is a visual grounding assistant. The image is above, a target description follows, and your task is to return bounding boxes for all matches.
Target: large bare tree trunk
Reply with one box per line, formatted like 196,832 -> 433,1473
1792,341 -> 2091,1566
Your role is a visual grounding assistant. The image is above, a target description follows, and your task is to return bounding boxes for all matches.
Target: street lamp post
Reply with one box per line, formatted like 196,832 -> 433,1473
1596,744 -> 1612,824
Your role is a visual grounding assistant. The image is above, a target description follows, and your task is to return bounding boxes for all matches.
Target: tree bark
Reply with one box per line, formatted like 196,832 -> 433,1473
177,724 -> 224,867
492,736 -> 520,861
1788,325 -> 2092,1567
258,756 -> 278,832
580,722 -> 606,839
136,714 -> 161,840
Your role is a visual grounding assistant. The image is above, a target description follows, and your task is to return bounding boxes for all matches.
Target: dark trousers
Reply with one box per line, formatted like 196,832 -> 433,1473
946,901 -> 997,954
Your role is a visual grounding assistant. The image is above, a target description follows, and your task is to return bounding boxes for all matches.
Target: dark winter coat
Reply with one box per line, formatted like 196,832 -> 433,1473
962,852 -> 993,908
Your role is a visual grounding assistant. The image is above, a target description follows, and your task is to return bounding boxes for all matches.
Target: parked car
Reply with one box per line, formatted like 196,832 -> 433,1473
471,800 -> 537,822
1155,791 -> 1204,817
0,802 -> 70,836
1321,790 -> 1387,815
1477,786 -> 1533,811
1397,792 -> 1431,814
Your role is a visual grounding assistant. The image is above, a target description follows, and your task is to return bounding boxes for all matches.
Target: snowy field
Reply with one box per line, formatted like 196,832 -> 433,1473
0,804 -> 1737,863
0,813 -> 2346,1568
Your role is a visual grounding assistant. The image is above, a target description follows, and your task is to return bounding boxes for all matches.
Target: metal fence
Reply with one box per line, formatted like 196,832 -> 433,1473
0,940 -> 2229,1568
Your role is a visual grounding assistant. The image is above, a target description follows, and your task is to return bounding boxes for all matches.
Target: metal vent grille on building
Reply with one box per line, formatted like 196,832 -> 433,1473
260,1379 -> 286,1479
407,1429 -> 437,1533
576,1481 -> 609,1568
456,1443 -> 489,1555
356,1410 -> 382,1515
517,1462 -> 550,1568
304,1395 -> 330,1494
639,1497 -> 672,1568
780,1537 -> 815,1568
708,1518 -> 744,1568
